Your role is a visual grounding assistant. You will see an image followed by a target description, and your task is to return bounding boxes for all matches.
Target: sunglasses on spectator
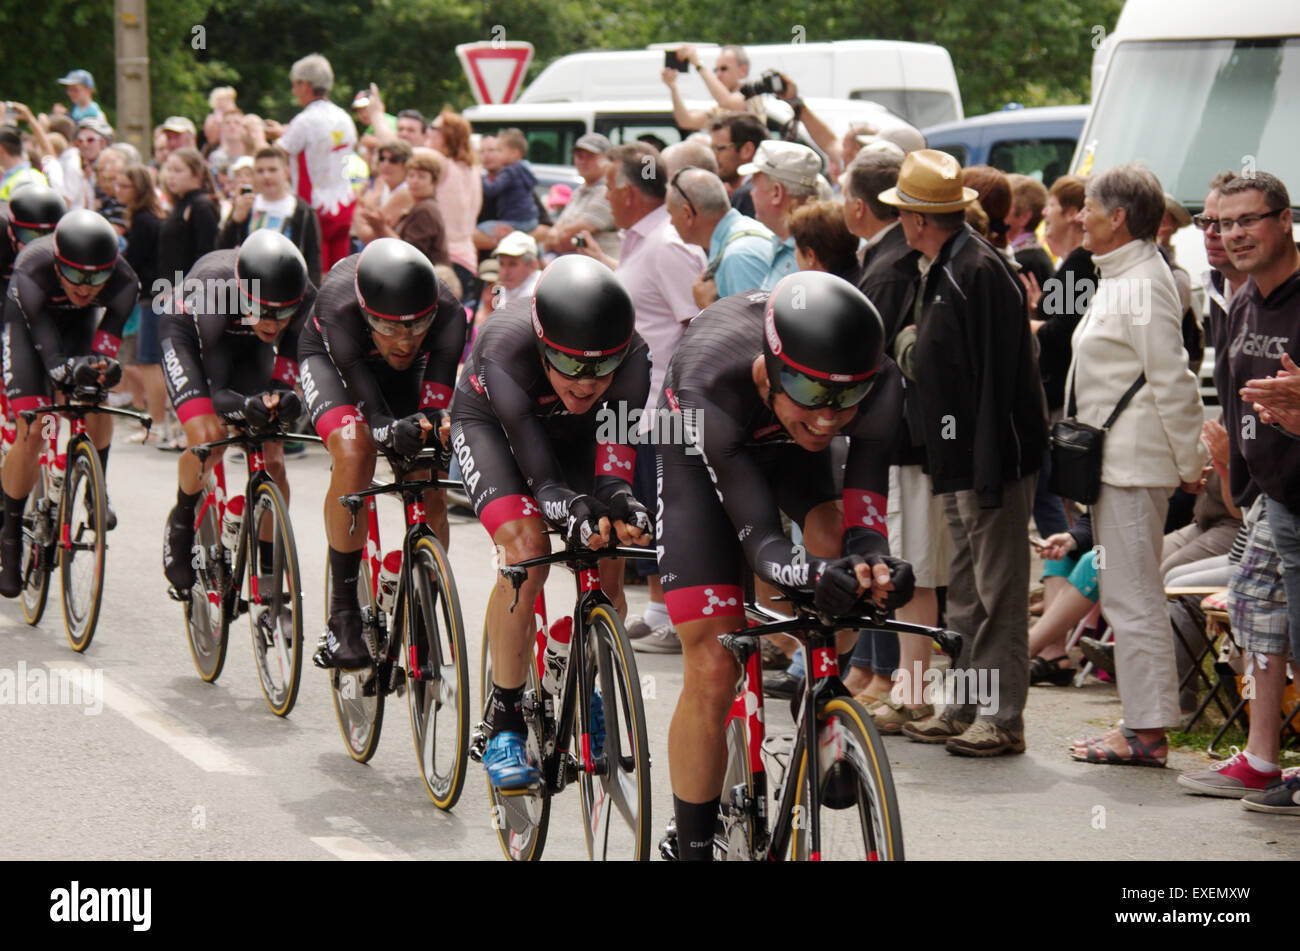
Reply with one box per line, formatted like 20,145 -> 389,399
57,261 -> 114,286
377,154 -> 403,164
670,169 -> 697,216
1203,208 -> 1286,234
711,143 -> 736,153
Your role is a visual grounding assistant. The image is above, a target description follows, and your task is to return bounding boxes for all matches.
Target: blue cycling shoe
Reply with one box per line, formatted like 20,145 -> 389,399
483,731 -> 540,789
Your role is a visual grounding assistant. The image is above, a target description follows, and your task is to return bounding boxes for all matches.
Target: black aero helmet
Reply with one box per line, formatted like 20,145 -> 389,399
531,255 -> 635,378
354,237 -> 439,336
9,185 -> 67,246
763,271 -> 884,409
236,229 -> 307,321
52,208 -> 119,287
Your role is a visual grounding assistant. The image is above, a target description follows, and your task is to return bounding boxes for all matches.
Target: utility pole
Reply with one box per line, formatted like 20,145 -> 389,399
114,0 -> 152,158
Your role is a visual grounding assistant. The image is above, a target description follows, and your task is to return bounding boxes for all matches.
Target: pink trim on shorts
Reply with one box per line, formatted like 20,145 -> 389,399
664,584 -> 745,625
315,404 -> 360,441
176,397 -> 215,424
481,494 -> 541,538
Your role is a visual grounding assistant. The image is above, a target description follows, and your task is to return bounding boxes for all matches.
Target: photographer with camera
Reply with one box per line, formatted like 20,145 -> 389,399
660,44 -> 768,131
218,146 -> 322,286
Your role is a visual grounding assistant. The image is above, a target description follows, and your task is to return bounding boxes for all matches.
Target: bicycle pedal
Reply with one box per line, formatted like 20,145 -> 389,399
388,663 -> 406,695
469,725 -> 488,762
166,585 -> 191,603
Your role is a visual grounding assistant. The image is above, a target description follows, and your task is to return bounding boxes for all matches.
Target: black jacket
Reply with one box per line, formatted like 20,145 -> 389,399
217,195 -> 323,287
1035,245 -> 1097,412
157,190 -> 219,284
911,225 -> 1047,507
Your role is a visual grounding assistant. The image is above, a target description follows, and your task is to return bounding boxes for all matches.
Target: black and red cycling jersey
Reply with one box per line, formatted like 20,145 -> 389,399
298,251 -> 468,443
3,233 -> 138,412
449,297 -> 651,536
158,249 -> 317,422
656,289 -> 903,624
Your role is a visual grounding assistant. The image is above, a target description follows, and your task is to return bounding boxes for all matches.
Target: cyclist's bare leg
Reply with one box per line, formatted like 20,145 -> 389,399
487,516 -> 550,688
85,410 -> 113,452
323,426 -> 377,552
256,440 -> 289,546
176,414 -> 227,495
1,412 -> 49,500
599,558 -> 626,619
668,616 -> 740,802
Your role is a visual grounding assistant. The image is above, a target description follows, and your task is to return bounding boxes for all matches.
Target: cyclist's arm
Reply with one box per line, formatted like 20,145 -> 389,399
840,361 -> 905,559
268,286 -> 314,394
592,344 -> 651,504
320,322 -> 397,436
11,269 -> 70,377
418,290 -> 470,413
196,314 -> 246,419
90,266 -> 140,360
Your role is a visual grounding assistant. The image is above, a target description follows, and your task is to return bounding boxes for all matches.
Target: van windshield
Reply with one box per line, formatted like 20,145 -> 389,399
1082,38 -> 1300,209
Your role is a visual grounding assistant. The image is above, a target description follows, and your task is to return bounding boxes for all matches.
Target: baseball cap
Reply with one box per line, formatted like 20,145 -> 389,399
545,183 -> 572,210
351,90 -> 371,110
737,140 -> 821,189
574,132 -> 612,155
162,115 -> 196,135
494,230 -> 538,258
58,69 -> 95,91
478,256 -> 500,282
76,116 -> 114,141
229,155 -> 255,175
855,123 -> 926,155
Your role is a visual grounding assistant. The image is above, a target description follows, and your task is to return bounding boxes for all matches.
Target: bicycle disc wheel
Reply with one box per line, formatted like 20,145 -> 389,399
715,717 -> 756,861
183,491 -> 230,682
325,560 -> 384,762
575,603 -> 651,861
480,586 -> 550,861
402,534 -> 469,810
789,696 -> 904,861
19,479 -> 53,626
247,482 -> 303,716
58,440 -> 107,652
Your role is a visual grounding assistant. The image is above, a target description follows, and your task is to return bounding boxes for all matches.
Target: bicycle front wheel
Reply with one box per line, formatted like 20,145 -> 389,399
575,602 -> 651,861
789,696 -> 904,861
19,479 -> 53,625
402,534 -> 469,810
183,491 -> 230,682
716,717 -> 756,861
325,560 -> 384,762
58,440 -> 107,652
248,482 -> 304,717
480,585 -> 550,861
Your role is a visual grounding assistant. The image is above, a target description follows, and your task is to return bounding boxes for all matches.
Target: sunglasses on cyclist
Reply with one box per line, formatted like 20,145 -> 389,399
364,310 -> 436,338
542,343 -> 627,379
11,225 -> 54,246
240,296 -> 301,323
56,260 -> 114,286
778,366 -> 875,410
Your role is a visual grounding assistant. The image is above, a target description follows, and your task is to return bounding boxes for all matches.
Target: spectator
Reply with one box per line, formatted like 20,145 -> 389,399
488,231 -> 541,310
476,135 -> 502,221
962,165 -> 1014,257
1006,173 -> 1054,287
241,114 -> 270,155
158,146 -> 221,300
1157,193 -> 1203,375
577,142 -> 706,653
354,138 -> 413,247
1176,170 -> 1300,809
474,128 -> 537,249
1065,163 -> 1207,769
537,132 -> 618,260
430,110 -> 483,305
113,163 -> 169,438
738,140 -> 821,290
1198,172 -> 1250,361
0,127 -> 47,201
707,112 -> 766,217
353,85 -> 399,157
93,148 -> 127,228
662,44 -> 765,130
665,167 -> 772,307
363,147 -> 449,267
160,116 -> 198,155
207,109 -> 253,177
57,69 -> 103,123
44,114 -> 86,209
787,200 -> 859,281
264,53 -> 359,272
3,103 -> 57,198
661,139 -> 718,179
203,86 -> 238,149
218,146 -> 323,286
75,117 -> 112,203
227,154 -> 256,196
880,149 -> 1047,756
396,109 -> 428,148
1028,516 -> 1099,685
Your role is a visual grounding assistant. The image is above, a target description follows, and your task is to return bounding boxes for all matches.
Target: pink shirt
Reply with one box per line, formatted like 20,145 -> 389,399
614,204 -> 706,418
436,159 -> 483,273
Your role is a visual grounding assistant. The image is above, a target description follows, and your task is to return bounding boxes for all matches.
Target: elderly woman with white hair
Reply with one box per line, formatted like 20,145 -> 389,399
1066,163 -> 1208,768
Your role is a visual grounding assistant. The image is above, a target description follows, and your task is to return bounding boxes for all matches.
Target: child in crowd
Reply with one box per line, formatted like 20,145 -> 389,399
475,128 -> 538,246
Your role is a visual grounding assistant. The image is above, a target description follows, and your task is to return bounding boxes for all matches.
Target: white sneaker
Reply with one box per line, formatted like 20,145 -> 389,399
630,623 -> 680,654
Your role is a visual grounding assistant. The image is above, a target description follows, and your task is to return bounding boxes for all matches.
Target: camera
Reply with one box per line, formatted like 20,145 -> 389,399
664,50 -> 689,72
571,235 -> 587,249
739,69 -> 786,99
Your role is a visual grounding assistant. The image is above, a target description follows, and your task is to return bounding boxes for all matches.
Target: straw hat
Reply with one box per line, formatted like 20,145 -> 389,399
877,149 -> 978,214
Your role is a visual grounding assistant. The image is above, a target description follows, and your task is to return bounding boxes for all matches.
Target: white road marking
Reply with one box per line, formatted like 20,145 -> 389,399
310,836 -> 397,861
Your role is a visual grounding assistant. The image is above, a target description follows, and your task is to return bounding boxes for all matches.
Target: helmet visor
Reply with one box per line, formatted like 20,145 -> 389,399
13,225 -> 54,246
363,310 -> 436,338
778,366 -> 875,410
56,260 -> 114,287
239,293 -> 301,323
542,343 -> 627,379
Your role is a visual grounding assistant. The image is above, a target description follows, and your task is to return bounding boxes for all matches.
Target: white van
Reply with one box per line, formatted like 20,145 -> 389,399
515,41 -> 963,128
1076,0 -> 1300,406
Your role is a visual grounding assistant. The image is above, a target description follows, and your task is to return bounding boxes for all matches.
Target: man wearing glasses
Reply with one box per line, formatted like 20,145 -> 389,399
159,232 -> 315,594
662,44 -> 767,131
299,238 -> 467,670
706,112 -> 767,217
0,210 -> 138,595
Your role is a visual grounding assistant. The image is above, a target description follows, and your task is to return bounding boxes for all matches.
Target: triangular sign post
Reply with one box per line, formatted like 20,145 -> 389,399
457,42 -> 535,105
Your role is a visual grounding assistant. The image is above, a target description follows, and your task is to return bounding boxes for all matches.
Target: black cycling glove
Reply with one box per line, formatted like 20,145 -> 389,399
385,413 -> 429,457
565,494 -> 610,549
864,554 -> 915,611
608,492 -> 652,540
243,393 -> 275,429
63,355 -> 122,391
814,554 -> 865,617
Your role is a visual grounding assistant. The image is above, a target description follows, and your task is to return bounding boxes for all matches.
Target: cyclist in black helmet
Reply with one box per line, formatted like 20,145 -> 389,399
0,209 -> 139,596
450,253 -> 653,789
159,230 -> 317,594
655,271 -> 914,860
2,185 -> 67,294
299,237 -> 468,670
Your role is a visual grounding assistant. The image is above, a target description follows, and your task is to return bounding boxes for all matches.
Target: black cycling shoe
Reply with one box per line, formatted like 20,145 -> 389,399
86,497 -> 118,533
312,610 -> 371,670
0,534 -> 23,598
762,669 -> 803,700
162,505 -> 197,591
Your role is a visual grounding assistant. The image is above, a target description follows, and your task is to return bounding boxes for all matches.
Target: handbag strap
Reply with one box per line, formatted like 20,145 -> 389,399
1101,374 -> 1147,430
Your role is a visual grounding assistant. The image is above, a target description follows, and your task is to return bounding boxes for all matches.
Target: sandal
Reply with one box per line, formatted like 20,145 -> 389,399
1070,726 -> 1166,768
1029,655 -> 1074,686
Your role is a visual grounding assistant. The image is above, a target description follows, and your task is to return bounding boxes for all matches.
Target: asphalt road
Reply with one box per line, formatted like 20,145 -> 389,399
1,430 -> 1296,861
